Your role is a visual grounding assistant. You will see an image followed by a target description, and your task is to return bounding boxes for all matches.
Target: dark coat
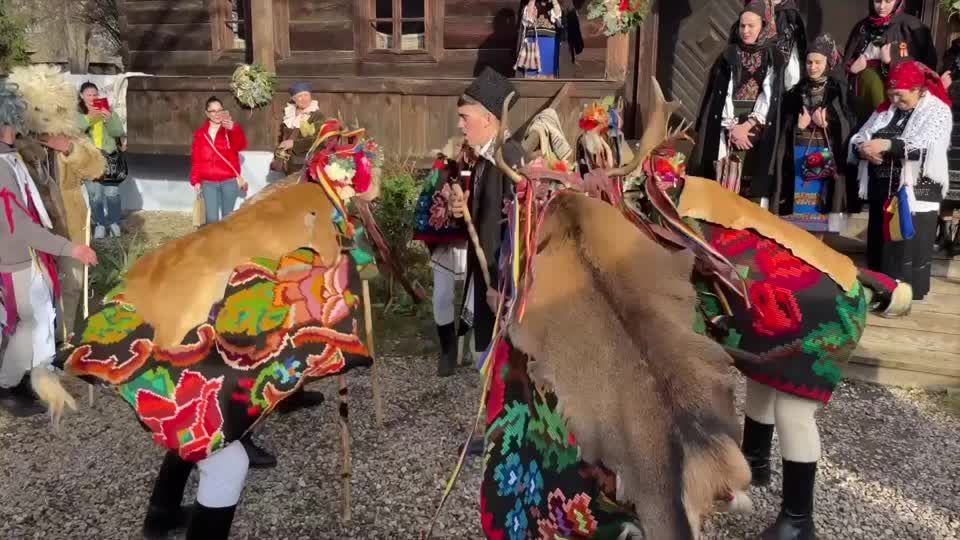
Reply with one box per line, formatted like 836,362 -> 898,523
774,77 -> 859,215
689,44 -> 786,200
842,14 -> 937,79
459,142 -> 523,352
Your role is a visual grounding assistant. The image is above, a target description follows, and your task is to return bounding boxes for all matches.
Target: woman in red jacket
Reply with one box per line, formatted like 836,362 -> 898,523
190,97 -> 248,223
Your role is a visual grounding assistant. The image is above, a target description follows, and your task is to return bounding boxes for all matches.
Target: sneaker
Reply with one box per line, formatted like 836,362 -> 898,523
109,224 -> 121,237
94,225 -> 106,240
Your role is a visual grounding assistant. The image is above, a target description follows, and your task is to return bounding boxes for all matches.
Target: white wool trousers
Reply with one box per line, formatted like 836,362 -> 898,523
745,379 -> 822,463
0,266 -> 56,389
196,441 -> 249,508
432,265 -> 457,326
430,244 -> 466,326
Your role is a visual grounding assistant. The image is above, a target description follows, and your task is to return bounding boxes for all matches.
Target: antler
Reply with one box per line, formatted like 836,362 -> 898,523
494,91 -> 525,184
606,77 -> 685,178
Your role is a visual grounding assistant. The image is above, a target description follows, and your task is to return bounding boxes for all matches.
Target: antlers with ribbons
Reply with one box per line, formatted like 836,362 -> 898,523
607,77 -> 689,179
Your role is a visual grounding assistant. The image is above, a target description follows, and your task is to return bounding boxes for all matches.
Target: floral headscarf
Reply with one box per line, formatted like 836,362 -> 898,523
810,34 -> 843,72
740,0 -> 777,48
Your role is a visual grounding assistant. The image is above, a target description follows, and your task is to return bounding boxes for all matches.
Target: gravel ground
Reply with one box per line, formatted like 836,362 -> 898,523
1,212 -> 957,539
1,357 -> 957,540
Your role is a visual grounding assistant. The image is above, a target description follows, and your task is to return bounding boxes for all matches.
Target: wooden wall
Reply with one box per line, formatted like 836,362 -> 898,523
125,77 -> 625,158
121,1 -> 636,157
123,0 -> 612,79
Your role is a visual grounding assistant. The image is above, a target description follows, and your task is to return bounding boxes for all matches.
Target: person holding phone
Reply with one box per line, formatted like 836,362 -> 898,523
77,82 -> 127,239
189,96 -> 248,224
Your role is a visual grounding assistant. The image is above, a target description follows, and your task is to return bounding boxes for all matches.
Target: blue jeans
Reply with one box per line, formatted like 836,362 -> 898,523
201,179 -> 240,224
85,182 -> 122,227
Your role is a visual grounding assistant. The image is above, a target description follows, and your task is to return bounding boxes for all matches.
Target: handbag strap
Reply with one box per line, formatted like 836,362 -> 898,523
204,130 -> 241,179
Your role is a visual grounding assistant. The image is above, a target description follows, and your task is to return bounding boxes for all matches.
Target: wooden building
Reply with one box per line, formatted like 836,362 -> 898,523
121,0 -> 958,157
121,0 -> 655,157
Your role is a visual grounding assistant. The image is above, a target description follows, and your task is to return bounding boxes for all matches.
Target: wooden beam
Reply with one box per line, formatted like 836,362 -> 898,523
605,33 -> 630,81
631,10 -> 660,139
127,76 -> 624,98
251,0 -> 277,71
514,81 -> 574,140
273,0 -> 291,59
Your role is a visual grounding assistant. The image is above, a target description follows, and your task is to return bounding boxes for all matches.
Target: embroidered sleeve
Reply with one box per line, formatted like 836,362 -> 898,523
750,68 -> 774,124
721,78 -> 736,129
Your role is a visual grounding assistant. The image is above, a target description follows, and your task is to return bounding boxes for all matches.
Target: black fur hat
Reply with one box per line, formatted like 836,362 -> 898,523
462,67 -> 517,120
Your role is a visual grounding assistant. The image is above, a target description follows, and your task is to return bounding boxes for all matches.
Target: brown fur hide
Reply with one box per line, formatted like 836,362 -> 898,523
123,181 -> 341,349
508,193 -> 751,540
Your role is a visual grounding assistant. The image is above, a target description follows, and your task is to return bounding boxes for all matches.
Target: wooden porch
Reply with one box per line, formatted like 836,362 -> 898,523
828,217 -> 960,388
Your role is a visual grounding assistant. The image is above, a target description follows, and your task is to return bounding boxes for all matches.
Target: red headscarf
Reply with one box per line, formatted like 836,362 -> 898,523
877,60 -> 952,111
868,0 -> 904,26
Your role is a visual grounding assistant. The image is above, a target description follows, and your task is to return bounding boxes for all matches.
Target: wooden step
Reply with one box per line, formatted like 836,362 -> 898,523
844,277 -> 960,388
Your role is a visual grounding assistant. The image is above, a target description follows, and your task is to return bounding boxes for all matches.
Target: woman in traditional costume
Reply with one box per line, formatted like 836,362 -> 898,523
730,0 -> 807,91
849,60 -> 952,301
776,34 -> 855,234
690,0 -> 785,209
272,82 -> 325,174
843,0 -> 937,123
514,0 -> 563,79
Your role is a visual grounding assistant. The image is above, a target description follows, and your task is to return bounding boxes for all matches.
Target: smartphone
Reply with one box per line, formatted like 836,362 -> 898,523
93,97 -> 110,111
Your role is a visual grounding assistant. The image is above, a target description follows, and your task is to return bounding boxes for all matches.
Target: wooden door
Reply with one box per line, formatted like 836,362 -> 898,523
655,0 -> 744,122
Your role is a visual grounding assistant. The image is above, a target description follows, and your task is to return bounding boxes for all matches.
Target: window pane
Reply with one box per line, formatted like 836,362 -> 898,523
228,0 -> 245,49
375,0 -> 392,18
401,20 -> 425,50
374,21 -> 393,50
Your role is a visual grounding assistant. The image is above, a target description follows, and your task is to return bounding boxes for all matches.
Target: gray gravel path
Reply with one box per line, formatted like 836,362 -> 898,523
1,357 -> 957,539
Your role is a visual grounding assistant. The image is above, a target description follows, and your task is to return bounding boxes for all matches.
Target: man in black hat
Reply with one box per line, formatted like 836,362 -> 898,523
450,67 -> 524,367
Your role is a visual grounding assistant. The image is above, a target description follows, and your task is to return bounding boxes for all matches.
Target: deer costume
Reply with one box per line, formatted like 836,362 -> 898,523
29,122 -> 398,539
455,78 -> 913,540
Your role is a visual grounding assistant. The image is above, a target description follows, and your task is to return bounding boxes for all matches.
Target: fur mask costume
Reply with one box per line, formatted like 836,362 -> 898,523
8,64 -> 81,137
507,192 -> 752,539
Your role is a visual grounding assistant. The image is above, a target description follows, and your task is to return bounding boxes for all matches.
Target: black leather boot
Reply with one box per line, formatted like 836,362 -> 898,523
143,451 -> 195,539
741,416 -> 775,487
240,434 -> 277,469
185,503 -> 237,540
436,323 -> 457,377
761,460 -> 818,540
276,386 -> 325,414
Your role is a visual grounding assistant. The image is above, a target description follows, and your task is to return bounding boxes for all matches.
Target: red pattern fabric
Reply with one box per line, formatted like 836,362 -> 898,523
878,60 -> 952,111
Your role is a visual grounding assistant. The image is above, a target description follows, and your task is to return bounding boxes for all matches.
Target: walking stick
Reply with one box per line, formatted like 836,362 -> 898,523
361,279 -> 384,427
83,196 -> 93,406
451,183 -> 491,290
337,374 -> 352,522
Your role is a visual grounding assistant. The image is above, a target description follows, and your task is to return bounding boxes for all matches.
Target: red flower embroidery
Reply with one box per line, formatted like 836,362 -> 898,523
749,281 -> 803,337
428,183 -> 453,230
136,370 -> 225,461
711,228 -> 760,258
806,152 -> 824,167
754,239 -> 820,290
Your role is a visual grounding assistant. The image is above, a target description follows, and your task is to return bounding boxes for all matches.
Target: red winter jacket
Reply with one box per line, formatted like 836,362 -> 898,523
189,121 -> 248,186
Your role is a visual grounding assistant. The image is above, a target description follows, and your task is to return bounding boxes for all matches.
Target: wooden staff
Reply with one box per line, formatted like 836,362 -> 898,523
361,279 -> 384,427
84,196 -> 93,406
338,374 -> 352,522
451,182 -> 491,290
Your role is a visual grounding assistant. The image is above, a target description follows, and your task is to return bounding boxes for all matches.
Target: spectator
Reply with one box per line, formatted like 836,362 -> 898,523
189,96 -> 248,224
77,81 -> 126,239
850,60 -> 952,300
